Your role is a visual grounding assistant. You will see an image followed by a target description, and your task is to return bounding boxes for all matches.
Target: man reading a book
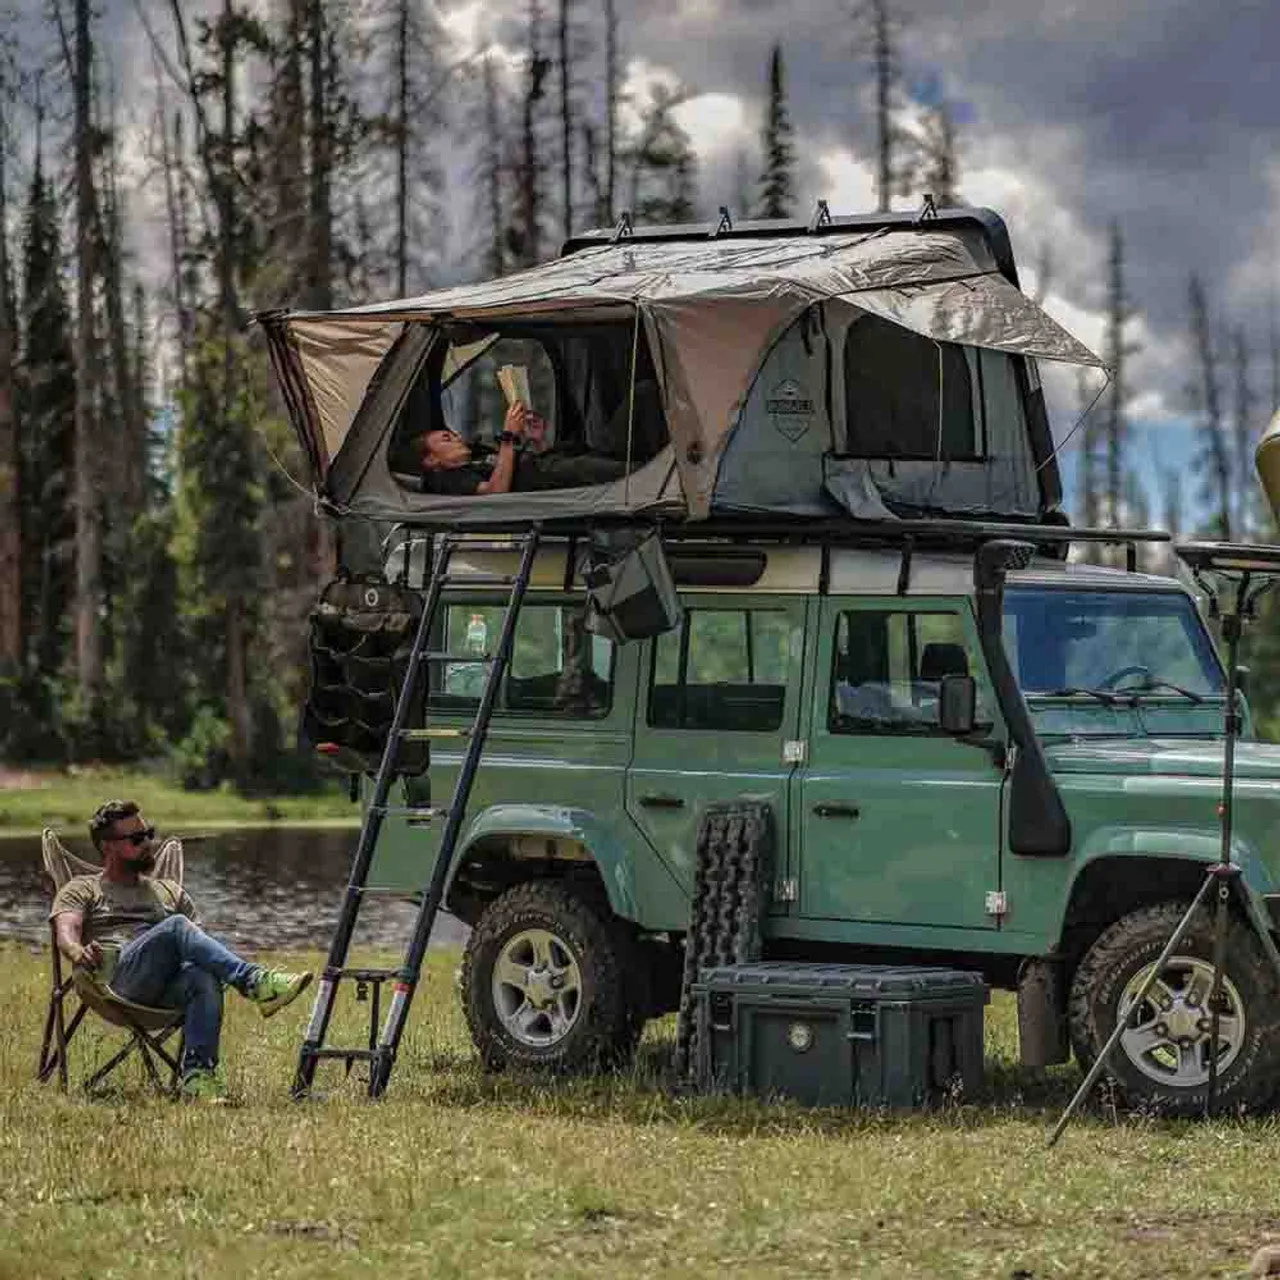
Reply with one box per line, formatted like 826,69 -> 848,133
415,403 -> 627,496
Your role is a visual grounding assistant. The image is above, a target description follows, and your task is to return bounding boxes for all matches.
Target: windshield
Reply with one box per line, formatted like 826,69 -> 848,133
1002,588 -> 1225,698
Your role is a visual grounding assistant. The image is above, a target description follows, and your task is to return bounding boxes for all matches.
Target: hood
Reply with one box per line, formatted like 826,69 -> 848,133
1046,737 -> 1280,781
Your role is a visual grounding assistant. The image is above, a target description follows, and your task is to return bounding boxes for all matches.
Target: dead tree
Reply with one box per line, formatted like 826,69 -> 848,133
72,0 -> 104,716
1189,272 -> 1232,540
0,75 -> 18,669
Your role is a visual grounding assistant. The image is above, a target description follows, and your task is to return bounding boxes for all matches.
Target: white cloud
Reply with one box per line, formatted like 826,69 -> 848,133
671,92 -> 752,162
814,147 -> 878,216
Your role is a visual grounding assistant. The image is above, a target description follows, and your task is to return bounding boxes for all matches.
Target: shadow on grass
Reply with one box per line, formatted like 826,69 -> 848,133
385,1034 -> 1139,1141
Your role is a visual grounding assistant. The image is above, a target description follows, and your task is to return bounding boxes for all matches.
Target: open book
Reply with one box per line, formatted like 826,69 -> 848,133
496,364 -> 531,409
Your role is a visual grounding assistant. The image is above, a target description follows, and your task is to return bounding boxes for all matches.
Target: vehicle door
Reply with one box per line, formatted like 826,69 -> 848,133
626,598 -> 808,899
796,597 -> 1005,930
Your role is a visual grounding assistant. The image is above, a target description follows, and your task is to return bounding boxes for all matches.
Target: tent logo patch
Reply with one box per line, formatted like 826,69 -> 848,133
766,379 -> 815,442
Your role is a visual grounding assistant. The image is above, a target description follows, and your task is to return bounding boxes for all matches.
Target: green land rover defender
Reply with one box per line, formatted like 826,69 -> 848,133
263,207 -> 1280,1108
364,535 -> 1280,1116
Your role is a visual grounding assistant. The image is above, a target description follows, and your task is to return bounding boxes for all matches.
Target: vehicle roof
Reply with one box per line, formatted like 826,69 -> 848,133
435,539 -> 1191,599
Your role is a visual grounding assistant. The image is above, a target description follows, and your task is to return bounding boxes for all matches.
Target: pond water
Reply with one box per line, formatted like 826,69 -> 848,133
0,826 -> 469,954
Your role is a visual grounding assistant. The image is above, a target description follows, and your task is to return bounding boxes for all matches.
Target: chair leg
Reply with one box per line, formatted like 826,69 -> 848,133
134,1033 -> 166,1092
40,1001 -> 87,1087
83,1035 -> 143,1094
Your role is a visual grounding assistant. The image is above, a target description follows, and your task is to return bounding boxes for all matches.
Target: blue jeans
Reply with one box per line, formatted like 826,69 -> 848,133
109,915 -> 262,1073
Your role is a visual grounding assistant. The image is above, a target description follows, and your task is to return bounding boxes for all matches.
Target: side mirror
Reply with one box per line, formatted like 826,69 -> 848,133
939,674 -> 977,735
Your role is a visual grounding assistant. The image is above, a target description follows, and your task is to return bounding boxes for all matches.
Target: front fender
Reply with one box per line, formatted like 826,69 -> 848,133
449,803 -> 642,921
1068,824 -> 1279,939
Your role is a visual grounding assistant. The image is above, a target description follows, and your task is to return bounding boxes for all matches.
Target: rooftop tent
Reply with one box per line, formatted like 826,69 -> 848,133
259,210 -> 1105,528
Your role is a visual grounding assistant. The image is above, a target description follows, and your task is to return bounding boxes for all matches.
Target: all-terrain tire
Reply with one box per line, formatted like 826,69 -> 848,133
461,881 -> 637,1073
1068,900 -> 1280,1117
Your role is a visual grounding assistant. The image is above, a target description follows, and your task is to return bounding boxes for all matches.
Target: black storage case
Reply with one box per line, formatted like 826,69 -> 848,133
692,962 -> 988,1108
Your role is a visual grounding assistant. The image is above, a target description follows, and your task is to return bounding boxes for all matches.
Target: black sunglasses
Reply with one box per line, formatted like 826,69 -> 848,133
112,826 -> 156,847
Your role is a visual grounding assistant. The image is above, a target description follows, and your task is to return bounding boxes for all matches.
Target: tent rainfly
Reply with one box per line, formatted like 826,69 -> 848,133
260,212 -> 1106,529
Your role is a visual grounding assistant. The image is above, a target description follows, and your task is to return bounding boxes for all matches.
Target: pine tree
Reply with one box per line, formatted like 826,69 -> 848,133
1232,327 -> 1256,540
17,141 -> 77,680
480,53 -> 507,277
627,84 -> 698,224
0,77 -> 17,671
853,0 -> 901,212
756,44 -> 795,219
1188,272 -> 1232,539
1101,222 -> 1132,529
914,102 -> 960,206
513,2 -> 552,266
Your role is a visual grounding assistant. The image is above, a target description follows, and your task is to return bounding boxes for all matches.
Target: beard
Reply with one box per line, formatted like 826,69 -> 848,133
124,848 -> 157,874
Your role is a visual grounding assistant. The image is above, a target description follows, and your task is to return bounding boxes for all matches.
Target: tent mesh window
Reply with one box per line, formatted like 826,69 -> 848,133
388,321 -> 669,490
843,316 -> 978,461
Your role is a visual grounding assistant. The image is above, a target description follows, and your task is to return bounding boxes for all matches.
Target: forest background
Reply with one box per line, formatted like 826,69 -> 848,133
0,0 -> 1276,792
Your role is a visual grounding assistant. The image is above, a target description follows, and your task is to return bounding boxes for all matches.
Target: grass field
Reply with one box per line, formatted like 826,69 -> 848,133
4,945 -> 1280,1279
0,768 -> 357,836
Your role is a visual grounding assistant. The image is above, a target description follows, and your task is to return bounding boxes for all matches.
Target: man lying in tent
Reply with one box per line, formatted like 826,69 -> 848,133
412,402 -> 632,496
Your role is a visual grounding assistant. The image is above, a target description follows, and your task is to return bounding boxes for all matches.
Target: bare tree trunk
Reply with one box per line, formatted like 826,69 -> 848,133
871,0 -> 892,212
307,0 -> 332,310
604,0 -> 617,221
395,0 -> 409,294
159,104 -> 191,395
1189,272 -> 1232,540
73,0 -> 103,715
0,88 -> 18,670
99,102 -> 143,519
519,3 -> 549,267
482,54 -> 505,277
1102,222 -> 1127,528
1232,328 -> 1254,539
1077,367 -> 1100,534
558,0 -> 572,241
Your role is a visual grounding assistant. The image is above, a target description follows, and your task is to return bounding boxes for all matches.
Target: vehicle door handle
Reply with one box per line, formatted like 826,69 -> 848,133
639,793 -> 686,809
813,802 -> 860,819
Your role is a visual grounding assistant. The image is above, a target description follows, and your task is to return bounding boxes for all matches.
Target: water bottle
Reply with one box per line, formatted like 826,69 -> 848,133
465,613 -> 488,655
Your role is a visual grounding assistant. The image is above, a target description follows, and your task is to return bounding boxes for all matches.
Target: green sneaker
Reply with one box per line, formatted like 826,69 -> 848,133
180,1067 -> 228,1102
248,969 -> 313,1018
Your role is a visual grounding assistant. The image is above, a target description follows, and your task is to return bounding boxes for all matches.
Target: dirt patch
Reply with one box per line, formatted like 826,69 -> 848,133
0,769 -> 53,791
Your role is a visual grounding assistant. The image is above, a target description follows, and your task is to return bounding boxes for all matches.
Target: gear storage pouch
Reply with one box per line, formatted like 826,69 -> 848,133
301,574 -> 429,774
580,530 -> 683,643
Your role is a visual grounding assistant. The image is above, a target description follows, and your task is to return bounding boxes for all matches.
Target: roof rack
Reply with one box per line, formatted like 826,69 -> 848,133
561,205 -> 1022,288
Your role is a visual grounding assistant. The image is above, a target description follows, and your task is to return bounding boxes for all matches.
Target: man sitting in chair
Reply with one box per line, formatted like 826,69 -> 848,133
50,800 -> 313,1100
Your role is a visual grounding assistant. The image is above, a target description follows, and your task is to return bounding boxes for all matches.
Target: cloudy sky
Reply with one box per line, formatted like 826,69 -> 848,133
24,0 -> 1280,521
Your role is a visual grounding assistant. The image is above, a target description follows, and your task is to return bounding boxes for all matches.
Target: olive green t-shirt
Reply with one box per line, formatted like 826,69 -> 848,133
50,874 -> 199,952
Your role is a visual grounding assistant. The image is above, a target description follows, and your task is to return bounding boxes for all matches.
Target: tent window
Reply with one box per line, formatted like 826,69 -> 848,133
843,316 -> 978,461
387,319 -> 669,491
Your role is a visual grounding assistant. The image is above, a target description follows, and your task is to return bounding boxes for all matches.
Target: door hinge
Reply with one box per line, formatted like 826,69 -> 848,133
783,739 -> 807,764
985,890 -> 1009,918
775,878 -> 798,903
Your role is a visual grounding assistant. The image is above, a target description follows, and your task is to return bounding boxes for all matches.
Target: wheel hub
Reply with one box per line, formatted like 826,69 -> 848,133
491,927 -> 583,1049
1118,955 -> 1245,1089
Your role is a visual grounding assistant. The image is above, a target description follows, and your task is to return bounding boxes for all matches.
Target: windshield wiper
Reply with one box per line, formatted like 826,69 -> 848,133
1043,686 -> 1122,707
1114,678 -> 1206,704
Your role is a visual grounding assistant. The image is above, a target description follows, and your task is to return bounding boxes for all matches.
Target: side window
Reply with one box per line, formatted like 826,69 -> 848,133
829,609 -> 981,735
649,608 -> 791,731
843,316 -> 977,460
432,603 -> 614,719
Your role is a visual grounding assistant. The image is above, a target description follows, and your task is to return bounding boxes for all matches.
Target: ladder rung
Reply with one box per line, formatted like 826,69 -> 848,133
330,967 -> 402,982
400,727 -> 470,740
352,884 -> 424,896
367,805 -> 449,821
422,651 -> 495,663
445,539 -> 525,552
309,1048 -> 381,1062
440,574 -> 516,588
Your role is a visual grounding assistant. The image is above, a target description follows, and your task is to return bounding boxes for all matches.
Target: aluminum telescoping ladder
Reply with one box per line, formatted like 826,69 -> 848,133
293,528 -> 542,1099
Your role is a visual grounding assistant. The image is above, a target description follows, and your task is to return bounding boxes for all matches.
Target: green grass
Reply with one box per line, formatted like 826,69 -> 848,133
4,945 -> 1280,1279
0,768 -> 358,836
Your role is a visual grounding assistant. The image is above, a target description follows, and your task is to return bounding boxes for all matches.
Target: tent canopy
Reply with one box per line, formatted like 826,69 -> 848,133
261,210 -> 1103,528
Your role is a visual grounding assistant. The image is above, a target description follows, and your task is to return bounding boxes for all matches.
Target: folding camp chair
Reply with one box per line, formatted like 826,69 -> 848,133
36,828 -> 188,1094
